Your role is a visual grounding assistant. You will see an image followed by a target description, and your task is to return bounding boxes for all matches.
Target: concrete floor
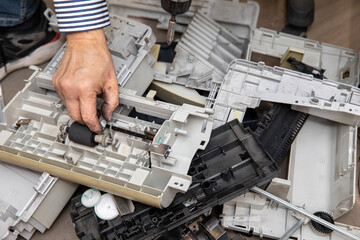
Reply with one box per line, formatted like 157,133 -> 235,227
2,0 -> 360,239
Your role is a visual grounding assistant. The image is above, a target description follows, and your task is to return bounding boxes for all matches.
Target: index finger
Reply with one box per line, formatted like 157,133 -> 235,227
79,93 -> 102,134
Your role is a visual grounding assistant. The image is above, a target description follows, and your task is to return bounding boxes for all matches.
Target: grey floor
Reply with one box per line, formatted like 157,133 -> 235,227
2,0 -> 360,239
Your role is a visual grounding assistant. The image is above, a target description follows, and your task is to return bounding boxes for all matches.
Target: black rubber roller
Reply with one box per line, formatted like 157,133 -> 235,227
67,122 -> 97,147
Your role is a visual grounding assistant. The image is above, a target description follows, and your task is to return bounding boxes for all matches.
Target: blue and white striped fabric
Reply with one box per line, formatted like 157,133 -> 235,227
54,0 -> 110,33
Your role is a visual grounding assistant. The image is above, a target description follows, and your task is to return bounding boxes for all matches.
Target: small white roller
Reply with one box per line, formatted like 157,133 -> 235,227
94,194 -> 119,220
81,189 -> 101,208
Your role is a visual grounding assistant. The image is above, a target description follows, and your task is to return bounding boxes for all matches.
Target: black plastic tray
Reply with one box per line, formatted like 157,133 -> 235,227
70,104 -> 307,240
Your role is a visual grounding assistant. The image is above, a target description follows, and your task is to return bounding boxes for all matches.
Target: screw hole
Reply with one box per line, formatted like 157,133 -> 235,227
202,181 -> 211,189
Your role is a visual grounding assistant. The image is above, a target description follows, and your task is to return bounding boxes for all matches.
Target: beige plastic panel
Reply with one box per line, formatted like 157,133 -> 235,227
0,69 -> 213,208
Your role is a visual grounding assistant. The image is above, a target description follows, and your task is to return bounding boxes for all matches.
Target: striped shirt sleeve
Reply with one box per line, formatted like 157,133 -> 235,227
54,0 -> 110,33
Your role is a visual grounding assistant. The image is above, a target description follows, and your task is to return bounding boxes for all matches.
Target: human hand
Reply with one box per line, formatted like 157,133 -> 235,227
53,29 -> 119,134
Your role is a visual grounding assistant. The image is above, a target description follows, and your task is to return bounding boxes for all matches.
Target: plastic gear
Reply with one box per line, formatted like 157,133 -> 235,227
309,211 -> 334,236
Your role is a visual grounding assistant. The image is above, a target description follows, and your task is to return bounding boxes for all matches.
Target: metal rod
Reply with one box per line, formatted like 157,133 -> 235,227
251,187 -> 360,240
167,15 -> 176,45
279,219 -> 305,240
106,124 -> 154,141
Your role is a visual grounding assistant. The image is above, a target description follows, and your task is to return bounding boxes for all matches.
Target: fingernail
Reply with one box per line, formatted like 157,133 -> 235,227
105,113 -> 111,121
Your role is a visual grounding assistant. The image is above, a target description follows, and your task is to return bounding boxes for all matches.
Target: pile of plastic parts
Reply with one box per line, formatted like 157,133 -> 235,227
1,1 -> 360,240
